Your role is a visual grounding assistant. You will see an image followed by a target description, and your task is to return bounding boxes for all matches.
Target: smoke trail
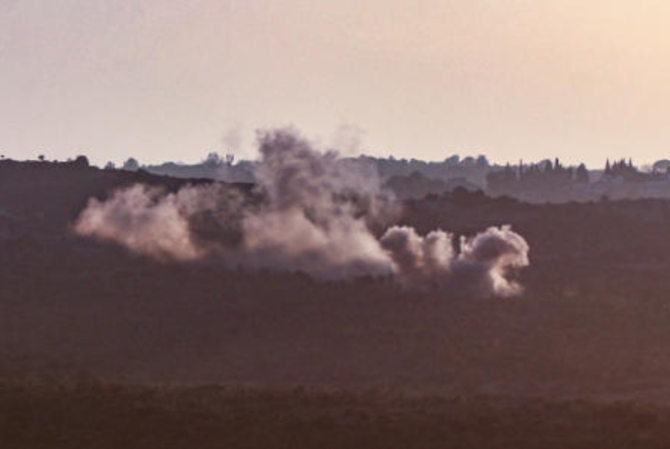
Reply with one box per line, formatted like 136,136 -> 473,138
74,128 -> 530,296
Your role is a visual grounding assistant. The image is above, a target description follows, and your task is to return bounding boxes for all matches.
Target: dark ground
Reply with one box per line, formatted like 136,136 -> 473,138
2,382 -> 670,449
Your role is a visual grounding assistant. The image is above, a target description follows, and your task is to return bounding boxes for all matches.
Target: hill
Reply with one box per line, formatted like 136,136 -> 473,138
1,160 -> 670,403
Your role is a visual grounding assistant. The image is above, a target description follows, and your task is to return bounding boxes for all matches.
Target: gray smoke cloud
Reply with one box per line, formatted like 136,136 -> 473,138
74,128 -> 530,297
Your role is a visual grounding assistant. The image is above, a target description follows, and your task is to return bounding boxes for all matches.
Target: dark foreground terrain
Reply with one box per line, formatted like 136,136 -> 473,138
2,382 -> 670,449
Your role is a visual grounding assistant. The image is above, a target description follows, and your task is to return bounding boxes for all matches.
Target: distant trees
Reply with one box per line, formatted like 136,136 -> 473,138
203,152 -> 236,167
203,152 -> 222,167
461,156 -> 475,167
488,157 -> 668,200
444,155 -> 460,166
603,158 -> 645,182
486,158 -> 590,198
371,154 -> 491,187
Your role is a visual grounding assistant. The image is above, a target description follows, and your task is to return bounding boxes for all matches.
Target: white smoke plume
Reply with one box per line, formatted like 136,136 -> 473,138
455,226 -> 530,297
74,128 -> 530,297
380,225 -> 529,297
234,128 -> 396,278
75,184 -> 203,261
379,227 -> 454,286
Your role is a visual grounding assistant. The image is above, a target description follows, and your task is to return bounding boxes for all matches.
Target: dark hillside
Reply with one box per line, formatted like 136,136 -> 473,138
1,163 -> 670,402
0,160 -> 252,231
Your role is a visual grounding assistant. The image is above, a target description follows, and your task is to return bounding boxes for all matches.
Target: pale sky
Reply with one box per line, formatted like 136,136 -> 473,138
1,0 -> 670,167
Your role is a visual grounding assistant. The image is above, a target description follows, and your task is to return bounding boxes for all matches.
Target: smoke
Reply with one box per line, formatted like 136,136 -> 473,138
74,127 -> 530,297
379,227 -> 454,286
74,184 -> 203,261
455,225 -> 530,297
221,124 -> 244,154
380,225 -> 529,297
330,123 -> 367,156
239,129 -> 395,278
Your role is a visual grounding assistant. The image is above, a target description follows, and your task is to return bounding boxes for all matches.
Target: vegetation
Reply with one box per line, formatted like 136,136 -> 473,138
2,382 -> 670,449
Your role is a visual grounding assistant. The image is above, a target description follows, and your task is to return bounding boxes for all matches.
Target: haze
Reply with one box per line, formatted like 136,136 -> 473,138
1,0 -> 670,167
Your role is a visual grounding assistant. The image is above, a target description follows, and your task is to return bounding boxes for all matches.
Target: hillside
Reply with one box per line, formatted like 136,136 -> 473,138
1,161 -> 670,403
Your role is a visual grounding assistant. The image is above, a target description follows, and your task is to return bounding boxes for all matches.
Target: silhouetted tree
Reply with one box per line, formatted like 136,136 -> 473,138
652,159 -> 670,173
444,155 -> 460,166
575,164 -> 589,183
72,155 -> 89,168
203,152 -> 222,167
461,156 -> 475,166
122,158 -> 140,171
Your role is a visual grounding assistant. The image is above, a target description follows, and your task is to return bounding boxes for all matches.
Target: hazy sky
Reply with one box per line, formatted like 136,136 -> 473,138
2,0 -> 670,167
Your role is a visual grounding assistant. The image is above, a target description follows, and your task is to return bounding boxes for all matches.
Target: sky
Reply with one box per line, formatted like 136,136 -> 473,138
1,0 -> 670,168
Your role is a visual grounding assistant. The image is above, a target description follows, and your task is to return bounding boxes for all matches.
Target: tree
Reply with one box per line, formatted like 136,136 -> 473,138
475,155 -> 489,167
72,155 -> 89,168
652,159 -> 670,173
104,162 -> 116,170
444,155 -> 460,166
575,164 -> 589,183
461,156 -> 475,166
539,159 -> 552,172
122,158 -> 140,171
203,152 -> 222,167
38,154 -> 45,162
